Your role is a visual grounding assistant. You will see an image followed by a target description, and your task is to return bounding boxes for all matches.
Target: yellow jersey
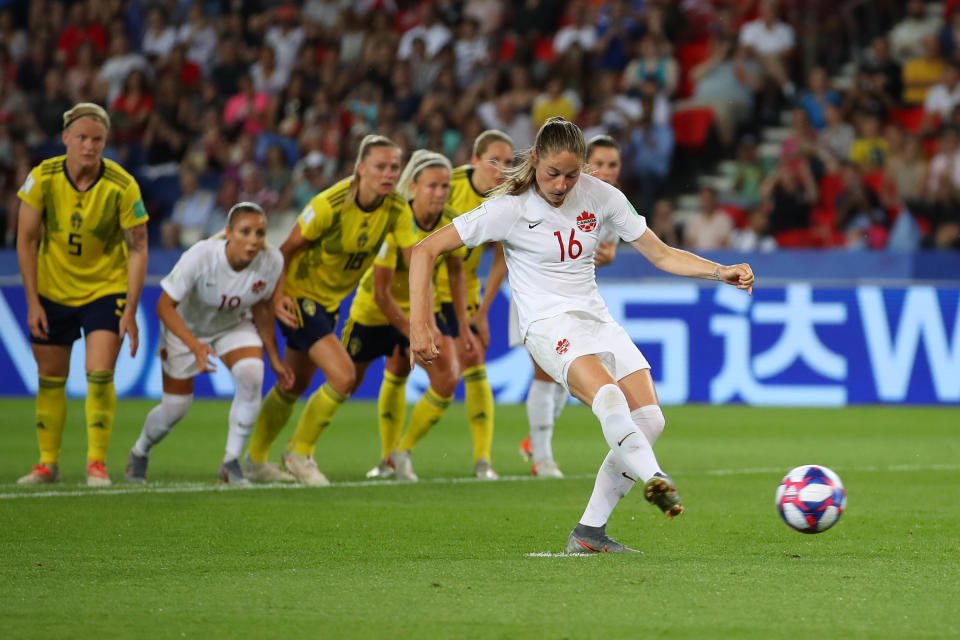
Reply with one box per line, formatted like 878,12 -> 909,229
17,156 -> 147,307
348,204 -> 465,326
434,165 -> 487,308
284,177 -> 416,312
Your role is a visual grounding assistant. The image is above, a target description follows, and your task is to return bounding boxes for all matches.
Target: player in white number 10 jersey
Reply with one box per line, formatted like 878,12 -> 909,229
408,118 -> 755,553
126,202 -> 294,485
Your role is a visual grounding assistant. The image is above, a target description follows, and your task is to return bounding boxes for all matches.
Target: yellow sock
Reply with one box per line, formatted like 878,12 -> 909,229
248,386 -> 299,463
36,375 -> 67,465
463,365 -> 494,463
378,372 -> 408,459
85,370 -> 116,463
291,383 -> 347,456
397,387 -> 452,452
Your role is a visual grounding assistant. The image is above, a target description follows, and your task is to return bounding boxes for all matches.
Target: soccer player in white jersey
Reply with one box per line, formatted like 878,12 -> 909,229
125,202 -> 294,485
515,135 -> 623,478
408,118 -> 754,553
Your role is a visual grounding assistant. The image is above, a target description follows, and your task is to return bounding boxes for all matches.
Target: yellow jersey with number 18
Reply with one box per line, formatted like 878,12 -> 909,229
17,156 -> 147,307
284,177 -> 416,312
434,165 -> 486,307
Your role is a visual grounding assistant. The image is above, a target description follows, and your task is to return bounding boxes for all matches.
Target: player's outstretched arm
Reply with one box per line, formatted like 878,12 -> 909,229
409,224 -> 466,368
469,242 -> 505,350
16,201 -> 48,339
630,228 -> 754,294
445,256 -> 477,353
156,291 -> 216,373
252,299 -> 293,390
273,223 -> 308,328
373,264 -> 410,338
122,223 -> 149,356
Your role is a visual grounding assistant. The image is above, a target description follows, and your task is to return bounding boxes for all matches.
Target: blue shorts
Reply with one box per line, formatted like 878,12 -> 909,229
279,297 -> 339,353
341,318 -> 408,362
31,293 -> 125,346
435,303 -> 459,338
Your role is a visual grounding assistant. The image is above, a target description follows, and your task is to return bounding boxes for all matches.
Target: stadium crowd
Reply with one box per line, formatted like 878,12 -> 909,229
0,0 -> 958,251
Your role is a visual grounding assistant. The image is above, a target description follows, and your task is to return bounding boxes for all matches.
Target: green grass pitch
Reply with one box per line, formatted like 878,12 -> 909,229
1,398 -> 958,639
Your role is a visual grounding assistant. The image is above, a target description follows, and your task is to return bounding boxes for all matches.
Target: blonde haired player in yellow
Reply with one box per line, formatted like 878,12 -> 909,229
517,134 -> 623,478
437,129 -> 514,479
244,134 -> 417,485
16,103 -> 149,486
345,150 -> 475,482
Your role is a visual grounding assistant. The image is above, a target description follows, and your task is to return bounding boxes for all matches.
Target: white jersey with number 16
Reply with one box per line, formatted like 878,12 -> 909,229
452,173 -> 647,342
161,237 -> 283,340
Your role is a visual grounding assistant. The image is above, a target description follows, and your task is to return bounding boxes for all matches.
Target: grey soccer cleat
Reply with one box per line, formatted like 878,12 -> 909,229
365,457 -> 395,479
218,458 -> 252,486
125,449 -> 149,484
473,457 -> 499,480
644,472 -> 684,519
390,449 -> 418,483
565,524 -> 640,554
241,454 -> 295,483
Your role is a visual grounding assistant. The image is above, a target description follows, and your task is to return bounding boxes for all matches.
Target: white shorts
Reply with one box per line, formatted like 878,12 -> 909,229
524,311 -> 650,389
158,323 -> 263,380
508,294 -> 522,348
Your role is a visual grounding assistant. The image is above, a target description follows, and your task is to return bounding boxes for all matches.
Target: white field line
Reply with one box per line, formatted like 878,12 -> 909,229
1,463 -> 957,501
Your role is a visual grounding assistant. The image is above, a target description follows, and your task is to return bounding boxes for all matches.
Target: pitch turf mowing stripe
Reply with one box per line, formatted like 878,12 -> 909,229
2,462 -> 957,500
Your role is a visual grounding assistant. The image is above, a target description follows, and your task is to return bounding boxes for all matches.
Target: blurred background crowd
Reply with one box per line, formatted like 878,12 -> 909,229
0,0 -> 957,251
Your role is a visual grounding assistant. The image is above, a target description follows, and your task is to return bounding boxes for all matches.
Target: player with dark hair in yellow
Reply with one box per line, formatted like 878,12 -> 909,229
347,150 -> 475,482
16,102 -> 149,486
244,134 -> 417,485
435,130 -> 514,479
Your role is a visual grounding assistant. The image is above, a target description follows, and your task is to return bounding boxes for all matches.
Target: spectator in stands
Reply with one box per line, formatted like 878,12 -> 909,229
819,103 -> 856,165
835,162 -> 888,249
553,1 -> 598,57
16,38 -> 50,94
56,0 -> 108,67
593,0 -> 639,72
177,3 -> 217,73
674,37 -> 759,147
162,164 -> 217,249
903,35 -> 945,105
304,0 -> 346,33
761,151 -> 818,235
0,10 -> 27,63
683,186 -> 734,249
98,33 -> 150,106
141,5 -> 177,63
110,69 -> 153,150
729,135 -> 765,210
223,75 -> 270,137
626,90 -> 674,214
532,74 -> 582,127
890,0 -> 942,63
799,67 -> 840,131
864,36 -> 903,106
923,60 -> 960,130
251,45 -> 289,98
291,151 -> 328,213
843,66 -> 894,123
886,129 -> 927,205
649,198 -> 680,246
398,3 -> 451,60
453,17 -> 488,89
623,35 -> 678,98
849,110 -> 888,169
264,6 -> 305,80
477,94 -> 534,148
738,0 -> 796,98
237,162 -> 279,214
29,68 -> 72,142
729,205 -> 777,252
464,0 -> 505,35
211,39 -> 245,99
64,41 -> 99,103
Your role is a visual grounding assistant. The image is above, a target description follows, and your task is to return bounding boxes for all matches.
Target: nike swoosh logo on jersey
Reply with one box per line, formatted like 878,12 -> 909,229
528,221 -> 543,229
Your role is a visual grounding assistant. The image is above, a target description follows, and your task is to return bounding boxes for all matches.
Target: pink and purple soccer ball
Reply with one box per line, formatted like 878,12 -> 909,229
776,465 -> 846,534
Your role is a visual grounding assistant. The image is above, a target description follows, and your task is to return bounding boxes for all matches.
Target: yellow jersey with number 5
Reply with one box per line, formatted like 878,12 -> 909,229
17,156 -> 147,307
284,177 -> 416,312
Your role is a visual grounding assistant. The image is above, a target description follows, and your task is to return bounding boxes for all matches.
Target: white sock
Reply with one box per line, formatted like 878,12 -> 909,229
224,358 -> 264,463
526,379 -> 557,464
552,382 -> 568,422
631,405 -> 665,445
591,384 -> 662,482
580,449 -> 637,527
134,393 -> 193,456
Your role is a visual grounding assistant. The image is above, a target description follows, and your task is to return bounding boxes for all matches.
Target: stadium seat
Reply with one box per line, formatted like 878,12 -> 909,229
672,108 -> 715,150
719,203 -> 748,229
676,40 -> 711,99
889,106 -> 926,134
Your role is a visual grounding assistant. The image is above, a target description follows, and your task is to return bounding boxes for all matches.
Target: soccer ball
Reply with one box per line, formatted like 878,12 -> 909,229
776,465 -> 846,534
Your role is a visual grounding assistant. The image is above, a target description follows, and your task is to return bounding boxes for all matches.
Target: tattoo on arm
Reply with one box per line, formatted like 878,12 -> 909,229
124,224 -> 148,252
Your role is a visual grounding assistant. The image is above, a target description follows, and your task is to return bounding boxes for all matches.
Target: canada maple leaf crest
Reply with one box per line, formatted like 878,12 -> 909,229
556,338 -> 570,355
252,280 -> 266,294
576,211 -> 597,232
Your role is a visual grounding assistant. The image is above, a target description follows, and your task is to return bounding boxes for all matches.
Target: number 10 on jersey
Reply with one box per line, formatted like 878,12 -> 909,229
554,229 -> 583,262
